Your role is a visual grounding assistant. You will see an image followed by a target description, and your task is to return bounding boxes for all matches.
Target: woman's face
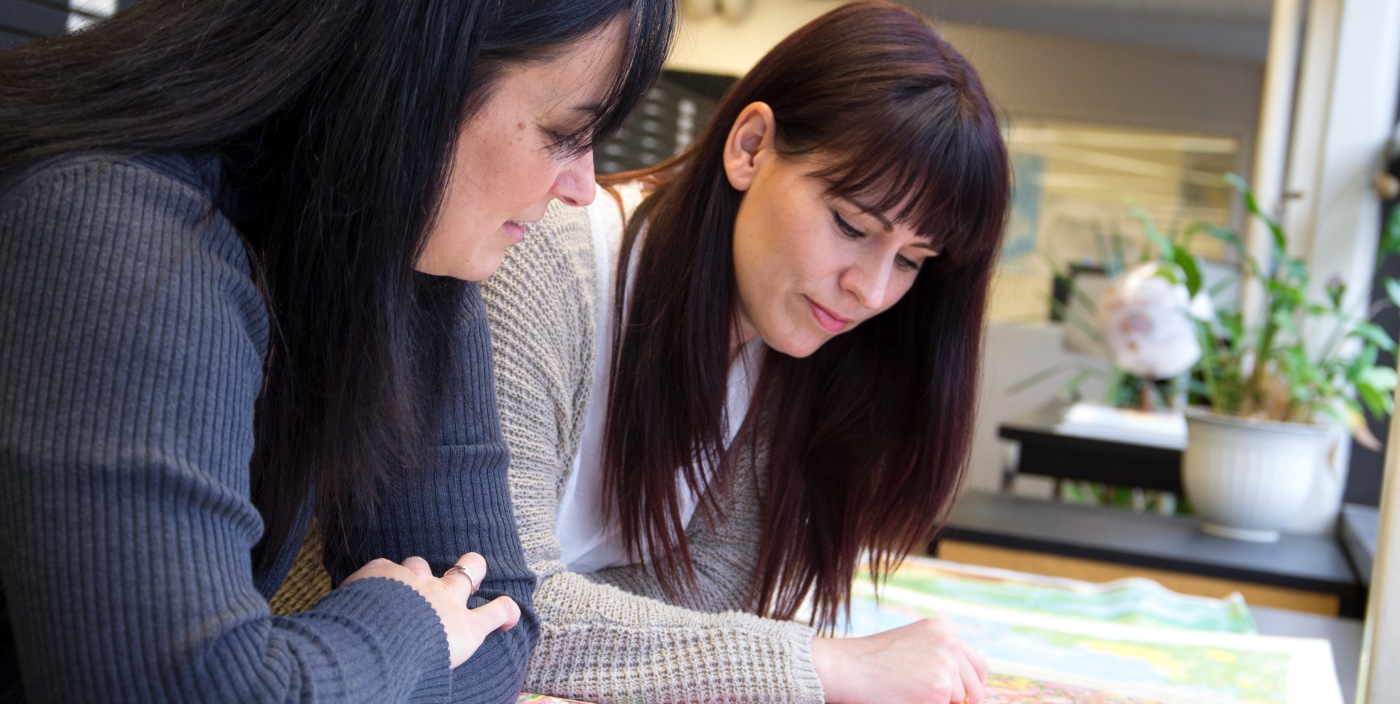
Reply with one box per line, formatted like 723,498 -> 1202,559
417,18 -> 627,280
725,104 -> 938,358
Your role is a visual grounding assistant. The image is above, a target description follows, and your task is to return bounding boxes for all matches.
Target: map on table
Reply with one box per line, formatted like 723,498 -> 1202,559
867,556 -> 1257,633
984,667 -> 1186,703
836,567 -> 1340,704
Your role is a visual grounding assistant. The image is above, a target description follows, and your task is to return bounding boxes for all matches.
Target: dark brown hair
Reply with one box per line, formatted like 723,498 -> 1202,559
600,0 -> 1009,629
0,0 -> 675,571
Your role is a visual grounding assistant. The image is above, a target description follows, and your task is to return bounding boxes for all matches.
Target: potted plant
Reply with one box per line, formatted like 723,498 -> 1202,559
1164,174 -> 1399,541
1012,221 -> 1203,515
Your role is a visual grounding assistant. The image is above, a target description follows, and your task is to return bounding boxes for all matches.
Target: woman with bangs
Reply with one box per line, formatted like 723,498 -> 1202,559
0,0 -> 674,701
482,1 -> 1009,702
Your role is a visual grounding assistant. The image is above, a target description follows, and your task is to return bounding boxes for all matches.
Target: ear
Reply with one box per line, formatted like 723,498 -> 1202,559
722,102 -> 776,192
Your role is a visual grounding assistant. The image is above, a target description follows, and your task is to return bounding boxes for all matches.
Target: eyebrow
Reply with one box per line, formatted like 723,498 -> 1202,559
570,102 -> 605,117
843,197 -> 893,232
837,195 -> 939,249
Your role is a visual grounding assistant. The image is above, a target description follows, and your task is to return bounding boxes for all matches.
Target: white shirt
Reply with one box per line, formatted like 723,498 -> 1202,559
555,184 -> 764,573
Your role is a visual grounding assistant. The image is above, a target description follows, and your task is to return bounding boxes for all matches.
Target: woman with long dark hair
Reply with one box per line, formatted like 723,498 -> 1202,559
0,0 -> 674,701
483,2 -> 1009,702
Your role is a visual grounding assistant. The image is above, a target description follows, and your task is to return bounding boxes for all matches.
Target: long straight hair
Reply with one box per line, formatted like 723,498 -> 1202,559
600,0 -> 1008,628
0,0 -> 675,571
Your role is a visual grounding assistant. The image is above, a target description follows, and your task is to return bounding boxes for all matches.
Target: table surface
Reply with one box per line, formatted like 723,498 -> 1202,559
1251,604 -> 1363,703
941,491 -> 1365,701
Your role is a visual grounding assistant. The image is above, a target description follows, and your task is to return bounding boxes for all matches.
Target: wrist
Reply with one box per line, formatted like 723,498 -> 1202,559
811,636 -> 850,703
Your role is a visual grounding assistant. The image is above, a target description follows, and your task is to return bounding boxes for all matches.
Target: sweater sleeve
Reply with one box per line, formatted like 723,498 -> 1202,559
326,281 -> 540,704
0,156 -> 451,703
481,202 -> 825,704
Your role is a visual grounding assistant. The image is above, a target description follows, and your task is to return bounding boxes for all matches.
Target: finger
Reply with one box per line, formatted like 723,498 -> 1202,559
464,595 -> 521,639
400,555 -> 432,578
443,552 -> 487,598
960,638 -> 988,683
339,557 -> 395,588
956,650 -> 983,704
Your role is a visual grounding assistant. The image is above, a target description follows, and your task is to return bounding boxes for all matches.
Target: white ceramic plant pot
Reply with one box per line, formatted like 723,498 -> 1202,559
1182,409 -> 1332,543
1285,420 -> 1350,536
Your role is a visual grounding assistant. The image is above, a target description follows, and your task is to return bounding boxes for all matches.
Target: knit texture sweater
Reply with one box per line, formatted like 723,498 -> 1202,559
0,153 -> 537,703
482,200 -> 825,702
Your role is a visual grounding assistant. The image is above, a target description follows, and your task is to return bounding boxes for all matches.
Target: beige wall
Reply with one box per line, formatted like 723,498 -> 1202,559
673,0 -> 1267,490
669,1 -> 1264,152
666,1 -> 848,77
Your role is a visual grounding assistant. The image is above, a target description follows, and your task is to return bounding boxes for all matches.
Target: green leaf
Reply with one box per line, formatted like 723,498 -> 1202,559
1326,279 -> 1346,310
1225,173 -> 1287,254
1219,311 -> 1245,344
1173,248 -> 1202,298
1359,383 -> 1393,419
1153,266 -> 1182,286
1360,366 -> 1399,392
1091,224 -> 1115,274
1188,223 -> 1248,259
1224,172 -> 1254,208
1351,322 -> 1397,352
1382,204 -> 1400,257
1062,368 -> 1098,398
1347,345 -> 1381,379
1385,278 -> 1400,309
1137,211 -> 1176,261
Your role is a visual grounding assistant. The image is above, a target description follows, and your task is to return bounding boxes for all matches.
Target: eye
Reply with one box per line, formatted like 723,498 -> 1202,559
832,210 -> 865,239
542,127 -> 588,157
895,254 -> 922,271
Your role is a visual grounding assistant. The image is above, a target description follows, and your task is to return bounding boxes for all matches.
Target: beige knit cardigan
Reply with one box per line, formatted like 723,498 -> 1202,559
481,200 -> 825,703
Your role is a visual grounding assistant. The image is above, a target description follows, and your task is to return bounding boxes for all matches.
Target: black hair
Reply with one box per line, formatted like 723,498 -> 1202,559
0,0 -> 676,569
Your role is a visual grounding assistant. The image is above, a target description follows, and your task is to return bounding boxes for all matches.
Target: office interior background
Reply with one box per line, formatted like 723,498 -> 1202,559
4,0 -> 1399,699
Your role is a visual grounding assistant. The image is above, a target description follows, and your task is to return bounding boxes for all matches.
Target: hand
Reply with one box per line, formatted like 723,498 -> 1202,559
811,618 -> 987,704
341,552 -> 521,668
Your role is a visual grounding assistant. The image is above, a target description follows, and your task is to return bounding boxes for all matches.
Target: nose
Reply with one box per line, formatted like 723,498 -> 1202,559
551,149 -> 597,207
840,255 -> 893,310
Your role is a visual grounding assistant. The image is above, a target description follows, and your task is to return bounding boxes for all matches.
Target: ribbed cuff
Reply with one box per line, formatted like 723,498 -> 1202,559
771,619 -> 825,703
305,576 -> 453,702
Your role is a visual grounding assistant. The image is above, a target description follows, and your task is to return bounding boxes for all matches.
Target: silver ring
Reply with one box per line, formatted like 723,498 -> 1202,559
446,564 -> 478,594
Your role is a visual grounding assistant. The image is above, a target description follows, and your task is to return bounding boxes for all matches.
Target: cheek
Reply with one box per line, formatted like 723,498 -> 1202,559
881,276 -> 919,312
431,175 -> 480,244
504,155 -> 565,204
460,119 -> 545,203
449,137 -> 502,210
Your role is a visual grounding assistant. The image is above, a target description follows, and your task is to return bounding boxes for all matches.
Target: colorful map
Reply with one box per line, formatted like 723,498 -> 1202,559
836,561 -> 1341,704
985,670 -> 1174,704
868,557 -> 1256,633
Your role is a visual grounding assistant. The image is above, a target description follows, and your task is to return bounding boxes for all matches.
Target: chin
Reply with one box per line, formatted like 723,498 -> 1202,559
765,334 -> 826,359
459,253 -> 506,281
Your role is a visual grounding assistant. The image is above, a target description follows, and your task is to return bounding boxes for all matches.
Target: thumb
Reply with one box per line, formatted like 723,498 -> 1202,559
465,595 -> 521,640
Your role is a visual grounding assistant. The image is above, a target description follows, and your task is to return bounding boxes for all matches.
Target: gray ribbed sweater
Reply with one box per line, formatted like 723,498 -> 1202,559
0,153 -> 537,703
481,201 -> 825,702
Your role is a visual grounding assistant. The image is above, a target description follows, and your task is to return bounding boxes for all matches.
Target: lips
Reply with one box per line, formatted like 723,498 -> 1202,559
503,221 -> 527,243
807,296 -> 849,333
